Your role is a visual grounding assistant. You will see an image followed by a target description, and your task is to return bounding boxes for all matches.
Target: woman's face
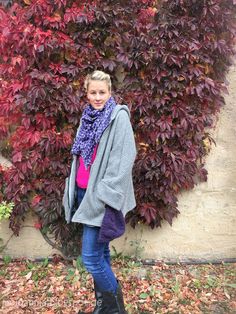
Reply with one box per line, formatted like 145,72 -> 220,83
87,80 -> 111,110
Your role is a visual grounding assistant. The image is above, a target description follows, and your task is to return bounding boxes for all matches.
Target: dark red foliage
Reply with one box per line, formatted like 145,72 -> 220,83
0,164 -> 4,203
0,0 -> 235,256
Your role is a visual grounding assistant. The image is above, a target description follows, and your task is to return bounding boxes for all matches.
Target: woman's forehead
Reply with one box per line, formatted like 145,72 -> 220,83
87,80 -> 109,90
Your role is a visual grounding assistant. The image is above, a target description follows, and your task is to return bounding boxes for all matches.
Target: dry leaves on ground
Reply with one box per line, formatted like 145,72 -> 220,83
0,256 -> 235,314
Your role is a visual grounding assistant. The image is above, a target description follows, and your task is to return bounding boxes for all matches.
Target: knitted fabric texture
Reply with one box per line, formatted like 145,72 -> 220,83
71,96 -> 116,169
98,205 -> 125,243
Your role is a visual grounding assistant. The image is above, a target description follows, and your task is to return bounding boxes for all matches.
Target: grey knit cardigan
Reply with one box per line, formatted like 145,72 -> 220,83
62,104 -> 137,226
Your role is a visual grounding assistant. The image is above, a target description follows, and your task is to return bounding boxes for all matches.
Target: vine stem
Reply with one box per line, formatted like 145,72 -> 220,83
39,229 -> 64,252
0,225 -> 68,259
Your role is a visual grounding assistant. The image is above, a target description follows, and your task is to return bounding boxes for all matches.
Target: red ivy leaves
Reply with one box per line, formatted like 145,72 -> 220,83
0,0 -> 235,256
34,220 -> 42,230
140,203 -> 157,225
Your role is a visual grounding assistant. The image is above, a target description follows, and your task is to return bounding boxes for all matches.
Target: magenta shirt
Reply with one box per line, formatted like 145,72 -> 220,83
76,145 -> 98,189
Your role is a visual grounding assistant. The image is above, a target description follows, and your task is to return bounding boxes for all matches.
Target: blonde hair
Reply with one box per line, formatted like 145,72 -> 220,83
84,70 -> 112,92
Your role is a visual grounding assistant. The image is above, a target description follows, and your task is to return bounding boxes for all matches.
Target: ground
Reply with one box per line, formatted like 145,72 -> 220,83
0,255 -> 235,314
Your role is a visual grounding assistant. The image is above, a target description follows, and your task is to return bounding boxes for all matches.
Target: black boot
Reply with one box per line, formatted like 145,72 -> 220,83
92,284 -> 103,314
116,281 -> 127,314
92,281 -> 127,314
78,281 -> 127,314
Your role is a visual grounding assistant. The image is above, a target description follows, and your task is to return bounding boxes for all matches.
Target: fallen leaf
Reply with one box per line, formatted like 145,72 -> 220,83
25,271 -> 32,280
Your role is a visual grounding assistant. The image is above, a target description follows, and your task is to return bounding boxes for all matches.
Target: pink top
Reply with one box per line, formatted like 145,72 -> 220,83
76,145 -> 98,189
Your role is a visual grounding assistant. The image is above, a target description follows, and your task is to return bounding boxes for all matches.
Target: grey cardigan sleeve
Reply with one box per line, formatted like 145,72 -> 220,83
96,110 -> 137,210
62,154 -> 78,223
62,124 -> 81,223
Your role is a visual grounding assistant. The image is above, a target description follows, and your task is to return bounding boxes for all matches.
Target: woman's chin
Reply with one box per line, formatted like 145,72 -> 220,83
92,104 -> 105,110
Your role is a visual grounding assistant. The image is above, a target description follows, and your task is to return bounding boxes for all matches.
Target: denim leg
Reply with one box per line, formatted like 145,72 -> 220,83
82,225 -> 118,293
77,187 -> 86,204
104,243 -> 111,266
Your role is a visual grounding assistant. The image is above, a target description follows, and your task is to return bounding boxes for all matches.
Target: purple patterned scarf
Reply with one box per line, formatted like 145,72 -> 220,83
71,96 -> 116,169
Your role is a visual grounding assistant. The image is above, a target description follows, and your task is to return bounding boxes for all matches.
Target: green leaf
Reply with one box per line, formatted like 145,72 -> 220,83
26,261 -> 35,269
0,202 -> 14,220
139,292 -> 149,299
41,225 -> 49,235
3,255 -> 11,265
42,257 -> 49,268
225,283 -> 236,289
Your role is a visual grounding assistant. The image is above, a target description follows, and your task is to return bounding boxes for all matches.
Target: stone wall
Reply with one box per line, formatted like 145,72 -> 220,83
0,64 -> 236,261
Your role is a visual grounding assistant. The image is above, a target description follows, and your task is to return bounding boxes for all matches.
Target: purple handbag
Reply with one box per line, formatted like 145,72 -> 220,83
98,205 -> 125,243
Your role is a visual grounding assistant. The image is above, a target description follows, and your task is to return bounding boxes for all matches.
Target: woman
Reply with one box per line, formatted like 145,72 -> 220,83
63,70 -> 137,314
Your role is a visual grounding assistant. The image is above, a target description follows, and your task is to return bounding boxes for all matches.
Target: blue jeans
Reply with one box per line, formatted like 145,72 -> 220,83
77,187 -> 118,293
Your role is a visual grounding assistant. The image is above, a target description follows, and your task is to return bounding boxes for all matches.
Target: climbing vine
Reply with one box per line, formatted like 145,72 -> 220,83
0,0 -> 235,256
